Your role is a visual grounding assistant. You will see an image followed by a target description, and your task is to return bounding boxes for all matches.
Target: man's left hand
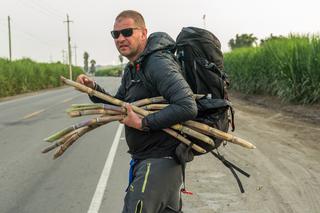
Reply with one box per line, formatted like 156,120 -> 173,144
121,103 -> 142,130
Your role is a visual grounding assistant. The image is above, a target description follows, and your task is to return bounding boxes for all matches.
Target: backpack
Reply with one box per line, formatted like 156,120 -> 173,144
175,26 -> 234,155
139,28 -> 249,193
175,27 -> 249,193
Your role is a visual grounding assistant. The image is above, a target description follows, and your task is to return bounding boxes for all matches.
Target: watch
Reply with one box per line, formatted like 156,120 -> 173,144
141,118 -> 150,132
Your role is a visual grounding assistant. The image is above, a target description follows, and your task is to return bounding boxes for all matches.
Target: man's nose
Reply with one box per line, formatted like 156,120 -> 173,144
116,33 -> 126,41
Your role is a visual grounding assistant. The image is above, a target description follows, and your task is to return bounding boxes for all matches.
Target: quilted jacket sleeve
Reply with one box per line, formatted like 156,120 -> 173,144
142,52 -> 197,130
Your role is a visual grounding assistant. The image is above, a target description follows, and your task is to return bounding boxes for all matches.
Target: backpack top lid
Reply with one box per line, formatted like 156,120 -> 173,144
176,26 -> 224,71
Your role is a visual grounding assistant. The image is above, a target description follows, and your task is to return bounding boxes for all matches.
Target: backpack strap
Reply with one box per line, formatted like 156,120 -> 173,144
174,142 -> 194,195
210,150 -> 250,193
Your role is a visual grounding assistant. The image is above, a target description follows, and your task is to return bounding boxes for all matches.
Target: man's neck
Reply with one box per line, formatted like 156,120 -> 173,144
129,42 -> 147,63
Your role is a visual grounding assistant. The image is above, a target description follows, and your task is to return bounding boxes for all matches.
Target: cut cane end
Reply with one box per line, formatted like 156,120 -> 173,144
53,153 -> 62,160
41,147 -> 51,153
43,138 -> 54,143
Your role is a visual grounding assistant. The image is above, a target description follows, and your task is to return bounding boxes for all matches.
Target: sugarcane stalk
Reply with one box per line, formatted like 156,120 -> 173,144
163,128 -> 206,154
60,76 -> 254,150
42,127 -> 86,153
61,76 -> 136,112
61,76 -> 210,145
52,115 -> 124,159
44,115 -> 124,142
194,94 -> 205,99
132,96 -> 168,107
68,109 -> 121,117
71,103 -> 103,108
184,120 -> 256,149
68,103 -> 125,113
44,126 -> 77,142
68,109 -> 107,117
67,105 -> 103,112
131,94 -> 204,107
53,130 -> 83,159
141,104 -> 169,110
171,124 -> 215,146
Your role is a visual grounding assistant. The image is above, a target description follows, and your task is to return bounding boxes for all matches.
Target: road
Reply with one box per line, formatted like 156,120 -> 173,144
1,76 -> 320,213
0,77 -> 129,213
183,92 -> 320,213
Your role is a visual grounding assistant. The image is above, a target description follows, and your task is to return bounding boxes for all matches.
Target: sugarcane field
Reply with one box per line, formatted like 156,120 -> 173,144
1,1 -> 320,213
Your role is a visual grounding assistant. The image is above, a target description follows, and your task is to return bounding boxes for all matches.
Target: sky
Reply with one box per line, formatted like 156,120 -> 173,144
0,0 -> 319,66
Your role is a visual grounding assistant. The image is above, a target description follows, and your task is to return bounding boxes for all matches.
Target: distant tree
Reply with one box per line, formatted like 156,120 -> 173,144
90,59 -> 96,75
228,33 -> 258,50
84,52 -> 89,73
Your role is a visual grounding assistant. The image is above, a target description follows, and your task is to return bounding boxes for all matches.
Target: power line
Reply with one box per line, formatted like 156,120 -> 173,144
28,0 -> 65,19
3,17 -> 63,62
11,19 -> 61,49
15,0 -> 64,20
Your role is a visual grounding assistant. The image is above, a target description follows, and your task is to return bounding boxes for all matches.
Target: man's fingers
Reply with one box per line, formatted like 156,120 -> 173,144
77,77 -> 84,84
126,104 -> 133,113
76,74 -> 93,87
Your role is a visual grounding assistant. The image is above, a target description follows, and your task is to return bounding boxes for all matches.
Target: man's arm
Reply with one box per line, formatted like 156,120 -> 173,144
141,53 -> 197,130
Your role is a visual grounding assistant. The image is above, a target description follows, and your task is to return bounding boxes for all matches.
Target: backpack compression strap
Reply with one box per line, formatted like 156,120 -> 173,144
210,150 -> 250,193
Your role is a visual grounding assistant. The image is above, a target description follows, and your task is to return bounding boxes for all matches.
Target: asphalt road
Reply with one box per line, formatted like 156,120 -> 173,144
2,76 -> 319,213
0,77 -> 130,213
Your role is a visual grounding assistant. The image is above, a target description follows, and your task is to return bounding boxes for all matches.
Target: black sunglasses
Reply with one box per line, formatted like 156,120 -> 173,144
110,28 -> 139,39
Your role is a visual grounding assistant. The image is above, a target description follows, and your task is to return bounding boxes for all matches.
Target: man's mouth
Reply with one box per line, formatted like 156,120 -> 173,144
119,45 -> 129,49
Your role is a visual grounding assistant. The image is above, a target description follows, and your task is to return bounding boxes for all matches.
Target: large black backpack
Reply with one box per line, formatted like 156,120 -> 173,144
176,27 -> 234,155
138,29 -> 249,193
175,27 -> 249,193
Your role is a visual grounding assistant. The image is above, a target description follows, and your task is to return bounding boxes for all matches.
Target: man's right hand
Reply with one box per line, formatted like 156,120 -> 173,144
76,74 -> 95,89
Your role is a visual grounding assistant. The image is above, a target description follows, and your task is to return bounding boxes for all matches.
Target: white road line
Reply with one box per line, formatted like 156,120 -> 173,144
87,124 -> 124,213
22,109 -> 46,119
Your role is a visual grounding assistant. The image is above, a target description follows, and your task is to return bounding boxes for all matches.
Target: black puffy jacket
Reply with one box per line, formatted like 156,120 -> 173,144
90,32 -> 197,159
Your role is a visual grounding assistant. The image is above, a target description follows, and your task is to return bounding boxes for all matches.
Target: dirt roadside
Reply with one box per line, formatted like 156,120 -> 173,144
183,92 -> 320,213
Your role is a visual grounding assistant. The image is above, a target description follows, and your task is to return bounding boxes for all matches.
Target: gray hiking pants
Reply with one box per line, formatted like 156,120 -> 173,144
122,158 -> 183,213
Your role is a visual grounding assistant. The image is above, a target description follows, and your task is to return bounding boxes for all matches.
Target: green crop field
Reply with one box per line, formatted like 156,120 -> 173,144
95,65 -> 122,77
224,35 -> 320,104
0,58 -> 83,98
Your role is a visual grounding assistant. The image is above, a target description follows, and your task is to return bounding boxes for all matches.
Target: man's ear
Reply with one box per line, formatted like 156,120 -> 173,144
141,28 -> 148,40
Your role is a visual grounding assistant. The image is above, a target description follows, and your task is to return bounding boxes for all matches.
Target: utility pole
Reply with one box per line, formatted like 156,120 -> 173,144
202,14 -> 206,29
73,44 -> 77,66
64,14 -> 73,79
62,49 -> 66,64
8,16 -> 12,61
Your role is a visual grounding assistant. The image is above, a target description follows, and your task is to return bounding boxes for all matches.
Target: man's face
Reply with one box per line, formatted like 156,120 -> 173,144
112,17 -> 147,62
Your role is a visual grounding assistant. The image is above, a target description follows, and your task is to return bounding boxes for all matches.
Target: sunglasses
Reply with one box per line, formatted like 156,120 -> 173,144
110,28 -> 139,39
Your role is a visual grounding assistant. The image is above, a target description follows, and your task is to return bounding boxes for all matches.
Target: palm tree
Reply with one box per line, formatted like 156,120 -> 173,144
90,59 -> 96,75
228,33 -> 258,50
84,52 -> 89,73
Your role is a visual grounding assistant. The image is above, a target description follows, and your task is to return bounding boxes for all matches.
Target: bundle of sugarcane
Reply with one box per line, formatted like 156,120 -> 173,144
42,76 -> 255,159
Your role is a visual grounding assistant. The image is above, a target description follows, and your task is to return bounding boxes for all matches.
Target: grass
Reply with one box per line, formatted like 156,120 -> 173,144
0,58 -> 83,97
95,65 -> 122,77
224,34 -> 320,104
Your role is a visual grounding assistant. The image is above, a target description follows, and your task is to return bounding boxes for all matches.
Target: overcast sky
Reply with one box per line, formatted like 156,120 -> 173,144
0,0 -> 319,65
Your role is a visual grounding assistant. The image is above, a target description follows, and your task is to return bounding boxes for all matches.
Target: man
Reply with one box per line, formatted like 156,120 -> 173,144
76,10 -> 197,213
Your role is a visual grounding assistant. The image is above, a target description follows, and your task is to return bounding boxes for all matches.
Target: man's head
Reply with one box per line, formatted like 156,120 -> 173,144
112,10 -> 148,62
